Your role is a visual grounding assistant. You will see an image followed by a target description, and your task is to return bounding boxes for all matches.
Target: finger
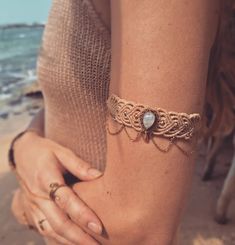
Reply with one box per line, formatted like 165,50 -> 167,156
36,154 -> 66,195
53,185 -> 103,235
21,190 -> 37,227
19,153 -> 65,200
11,188 -> 37,231
36,158 -> 103,235
31,203 -> 73,245
54,147 -> 103,181
11,189 -> 28,225
38,199 -> 100,245
38,169 -> 103,235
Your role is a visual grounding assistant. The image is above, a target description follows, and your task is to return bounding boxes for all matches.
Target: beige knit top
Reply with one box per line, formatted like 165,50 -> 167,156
38,0 -> 111,171
37,0 -> 235,173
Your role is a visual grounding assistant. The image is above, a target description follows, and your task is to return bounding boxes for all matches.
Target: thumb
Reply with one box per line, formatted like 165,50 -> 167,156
53,147 -> 103,181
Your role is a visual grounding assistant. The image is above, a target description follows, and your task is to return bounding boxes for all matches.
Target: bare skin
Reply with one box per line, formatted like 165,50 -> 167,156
12,131 -> 103,245
73,0 -> 221,244
12,0 -> 221,244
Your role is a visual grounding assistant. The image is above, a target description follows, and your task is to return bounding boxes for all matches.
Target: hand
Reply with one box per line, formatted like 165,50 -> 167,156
12,131 -> 103,245
12,188 -> 76,245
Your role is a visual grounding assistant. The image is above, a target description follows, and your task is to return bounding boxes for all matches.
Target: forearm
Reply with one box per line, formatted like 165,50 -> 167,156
26,108 -> 44,136
103,0 -> 220,243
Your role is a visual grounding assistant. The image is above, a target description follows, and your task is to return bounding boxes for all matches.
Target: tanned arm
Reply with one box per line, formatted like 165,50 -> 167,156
74,1 -> 220,244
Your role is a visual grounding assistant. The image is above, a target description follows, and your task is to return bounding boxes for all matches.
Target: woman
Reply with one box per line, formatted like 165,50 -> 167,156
11,0 -> 221,244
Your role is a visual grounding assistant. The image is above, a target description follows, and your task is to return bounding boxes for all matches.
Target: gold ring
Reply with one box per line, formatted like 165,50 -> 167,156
49,183 -> 66,201
38,219 -> 47,231
23,212 -> 37,231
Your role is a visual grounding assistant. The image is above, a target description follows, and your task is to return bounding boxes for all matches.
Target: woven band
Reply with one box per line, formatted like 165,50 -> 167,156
106,94 -> 201,142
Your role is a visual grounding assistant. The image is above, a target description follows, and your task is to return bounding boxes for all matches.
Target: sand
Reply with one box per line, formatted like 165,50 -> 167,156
0,113 -> 234,245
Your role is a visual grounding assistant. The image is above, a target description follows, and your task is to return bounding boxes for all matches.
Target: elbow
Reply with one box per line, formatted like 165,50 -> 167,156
106,206 -> 179,245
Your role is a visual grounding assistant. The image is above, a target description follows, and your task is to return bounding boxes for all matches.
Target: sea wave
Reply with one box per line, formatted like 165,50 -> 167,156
0,24 -> 44,109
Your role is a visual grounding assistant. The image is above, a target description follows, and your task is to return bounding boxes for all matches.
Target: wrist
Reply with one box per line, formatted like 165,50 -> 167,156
19,130 -> 41,141
13,130 -> 40,152
8,130 -> 42,169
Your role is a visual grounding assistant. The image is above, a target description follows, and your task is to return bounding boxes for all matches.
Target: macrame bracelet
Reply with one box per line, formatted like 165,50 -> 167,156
8,128 -> 42,169
106,94 -> 201,156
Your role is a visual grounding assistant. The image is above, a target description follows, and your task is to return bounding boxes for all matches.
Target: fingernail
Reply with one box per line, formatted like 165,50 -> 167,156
87,168 -> 103,178
88,222 -> 102,234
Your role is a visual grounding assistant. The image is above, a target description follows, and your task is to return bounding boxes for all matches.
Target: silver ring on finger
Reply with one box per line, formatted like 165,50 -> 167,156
22,212 -> 38,231
49,183 -> 66,202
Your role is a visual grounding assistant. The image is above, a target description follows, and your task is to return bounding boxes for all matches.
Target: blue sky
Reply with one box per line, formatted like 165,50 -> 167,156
0,0 -> 51,24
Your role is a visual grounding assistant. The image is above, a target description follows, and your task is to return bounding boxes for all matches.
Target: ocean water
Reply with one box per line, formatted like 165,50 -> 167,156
0,25 -> 44,107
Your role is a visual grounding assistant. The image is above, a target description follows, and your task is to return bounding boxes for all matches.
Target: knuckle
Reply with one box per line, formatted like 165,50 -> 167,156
57,192 -> 71,210
69,204 -> 88,225
76,204 -> 88,220
61,196 -> 88,223
58,196 -> 70,210
53,218 -> 70,236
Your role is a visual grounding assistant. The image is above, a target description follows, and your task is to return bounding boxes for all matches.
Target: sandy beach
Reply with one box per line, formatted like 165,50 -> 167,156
0,110 -> 235,245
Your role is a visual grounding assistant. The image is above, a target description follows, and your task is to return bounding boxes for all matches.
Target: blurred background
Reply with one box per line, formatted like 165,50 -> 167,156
0,1 -> 234,245
0,0 -> 50,121
0,1 -> 50,244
